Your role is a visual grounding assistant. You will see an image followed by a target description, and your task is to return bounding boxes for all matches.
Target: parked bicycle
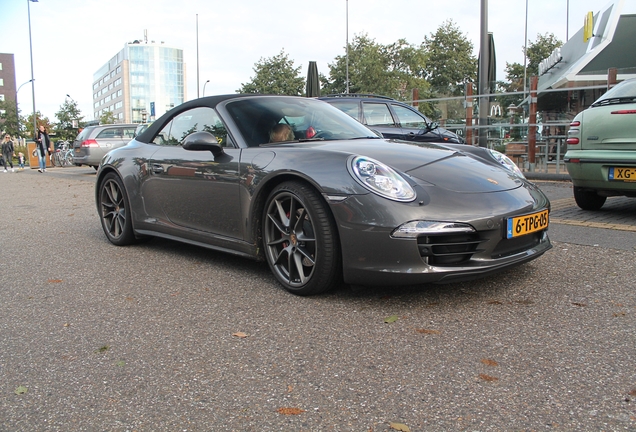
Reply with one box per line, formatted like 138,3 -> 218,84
51,141 -> 74,167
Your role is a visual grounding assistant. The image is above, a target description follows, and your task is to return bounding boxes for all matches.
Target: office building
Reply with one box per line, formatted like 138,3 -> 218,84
93,39 -> 185,123
0,53 -> 17,113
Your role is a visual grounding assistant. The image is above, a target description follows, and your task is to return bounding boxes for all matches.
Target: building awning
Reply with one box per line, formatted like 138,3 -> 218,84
537,0 -> 635,92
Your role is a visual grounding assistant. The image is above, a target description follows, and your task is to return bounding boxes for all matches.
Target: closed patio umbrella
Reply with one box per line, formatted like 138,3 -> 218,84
306,61 -> 321,97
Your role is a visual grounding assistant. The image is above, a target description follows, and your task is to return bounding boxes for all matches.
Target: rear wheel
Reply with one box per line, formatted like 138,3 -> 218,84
98,172 -> 136,245
573,186 -> 606,210
52,151 -> 62,167
263,181 -> 341,295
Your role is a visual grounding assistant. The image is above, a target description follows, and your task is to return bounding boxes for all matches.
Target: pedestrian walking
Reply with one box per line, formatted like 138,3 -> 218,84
2,134 -> 15,173
35,125 -> 51,173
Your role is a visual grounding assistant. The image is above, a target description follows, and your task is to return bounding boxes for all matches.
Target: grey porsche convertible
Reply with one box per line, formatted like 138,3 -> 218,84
96,95 -> 551,295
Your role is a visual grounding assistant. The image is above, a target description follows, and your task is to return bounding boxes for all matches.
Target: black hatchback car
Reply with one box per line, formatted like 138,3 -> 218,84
318,94 -> 464,143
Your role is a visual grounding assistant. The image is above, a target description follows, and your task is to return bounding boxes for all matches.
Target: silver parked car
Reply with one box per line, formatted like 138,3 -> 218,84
72,124 -> 137,169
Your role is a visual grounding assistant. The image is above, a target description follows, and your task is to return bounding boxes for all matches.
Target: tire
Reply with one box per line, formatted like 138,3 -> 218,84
573,186 -> 606,211
263,181 -> 341,295
52,152 -> 62,167
98,172 -> 136,245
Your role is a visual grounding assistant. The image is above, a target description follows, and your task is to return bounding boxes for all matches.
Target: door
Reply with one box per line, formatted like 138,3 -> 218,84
361,102 -> 404,140
390,104 -> 439,142
142,106 -> 242,238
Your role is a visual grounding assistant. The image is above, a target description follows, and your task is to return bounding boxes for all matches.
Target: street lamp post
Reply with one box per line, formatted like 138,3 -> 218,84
15,79 -> 34,137
345,0 -> 349,94
27,0 -> 37,137
203,79 -> 210,97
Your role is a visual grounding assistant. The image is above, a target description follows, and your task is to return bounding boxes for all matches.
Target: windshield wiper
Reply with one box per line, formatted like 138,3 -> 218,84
297,137 -> 325,142
349,136 -> 381,140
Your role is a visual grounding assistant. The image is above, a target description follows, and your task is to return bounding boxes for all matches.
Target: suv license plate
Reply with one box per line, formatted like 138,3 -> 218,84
506,210 -> 549,239
608,167 -> 636,182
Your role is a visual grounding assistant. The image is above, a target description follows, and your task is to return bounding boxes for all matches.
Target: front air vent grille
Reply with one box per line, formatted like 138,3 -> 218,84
418,233 -> 485,266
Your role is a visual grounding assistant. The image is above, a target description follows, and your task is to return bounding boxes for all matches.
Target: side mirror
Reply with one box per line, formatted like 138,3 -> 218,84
182,131 -> 224,157
427,121 -> 439,131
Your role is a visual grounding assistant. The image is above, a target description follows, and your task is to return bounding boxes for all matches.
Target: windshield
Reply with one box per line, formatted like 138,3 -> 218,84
224,96 -> 379,147
592,78 -> 636,107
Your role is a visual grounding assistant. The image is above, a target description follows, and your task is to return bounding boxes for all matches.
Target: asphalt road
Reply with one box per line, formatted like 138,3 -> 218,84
1,167 -> 634,431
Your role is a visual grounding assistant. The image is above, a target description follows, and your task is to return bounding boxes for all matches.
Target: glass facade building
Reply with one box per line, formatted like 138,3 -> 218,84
93,42 -> 185,123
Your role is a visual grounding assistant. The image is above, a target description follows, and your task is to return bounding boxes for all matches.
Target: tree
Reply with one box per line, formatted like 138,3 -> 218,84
99,111 -> 116,125
503,33 -> 563,93
527,33 -> 563,78
321,34 -> 428,100
237,49 -> 305,95
422,20 -> 477,96
23,111 -> 52,140
0,100 -> 20,137
322,34 -> 393,95
55,98 -> 84,141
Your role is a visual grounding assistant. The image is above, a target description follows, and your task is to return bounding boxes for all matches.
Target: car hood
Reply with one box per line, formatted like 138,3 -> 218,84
313,140 -> 524,193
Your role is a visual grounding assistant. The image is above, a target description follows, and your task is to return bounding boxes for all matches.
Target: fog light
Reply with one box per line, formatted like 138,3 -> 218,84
391,221 -> 475,239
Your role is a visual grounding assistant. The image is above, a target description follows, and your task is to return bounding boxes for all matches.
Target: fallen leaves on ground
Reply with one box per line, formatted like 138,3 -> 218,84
384,315 -> 399,323
48,279 -> 63,283
95,345 -> 110,353
481,358 -> 499,367
479,373 -> 499,382
232,332 -> 248,338
572,302 -> 587,307
14,386 -> 28,395
389,422 -> 411,431
276,407 -> 305,415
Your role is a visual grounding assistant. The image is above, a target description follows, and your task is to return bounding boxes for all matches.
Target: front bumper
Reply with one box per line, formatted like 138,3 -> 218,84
328,184 -> 551,287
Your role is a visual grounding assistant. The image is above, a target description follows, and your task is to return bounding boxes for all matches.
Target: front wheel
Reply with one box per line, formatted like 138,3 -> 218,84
263,181 -> 341,295
573,186 -> 606,211
98,172 -> 136,245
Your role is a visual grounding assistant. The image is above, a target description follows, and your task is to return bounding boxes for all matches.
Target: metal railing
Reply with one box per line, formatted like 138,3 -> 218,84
401,84 -> 614,175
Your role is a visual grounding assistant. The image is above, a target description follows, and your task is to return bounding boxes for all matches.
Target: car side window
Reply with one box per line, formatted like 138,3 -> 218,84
123,128 -> 136,139
152,107 -> 230,147
362,103 -> 396,127
97,128 -> 120,139
391,104 -> 429,129
328,101 -> 360,121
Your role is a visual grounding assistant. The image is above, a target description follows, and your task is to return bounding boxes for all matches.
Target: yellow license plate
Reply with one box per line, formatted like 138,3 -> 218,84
609,167 -> 636,182
506,209 -> 549,239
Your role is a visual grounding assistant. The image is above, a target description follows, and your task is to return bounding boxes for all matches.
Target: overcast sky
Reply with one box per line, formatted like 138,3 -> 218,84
1,0 -> 632,122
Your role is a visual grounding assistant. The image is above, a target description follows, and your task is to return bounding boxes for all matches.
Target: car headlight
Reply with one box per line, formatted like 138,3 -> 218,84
487,149 -> 525,178
349,155 -> 416,202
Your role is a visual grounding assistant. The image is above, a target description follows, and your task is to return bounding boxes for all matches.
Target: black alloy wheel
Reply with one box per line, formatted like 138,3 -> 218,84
99,172 -> 136,245
263,181 -> 341,295
573,186 -> 607,211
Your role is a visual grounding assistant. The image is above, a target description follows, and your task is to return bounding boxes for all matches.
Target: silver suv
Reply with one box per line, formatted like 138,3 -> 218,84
72,124 -> 137,169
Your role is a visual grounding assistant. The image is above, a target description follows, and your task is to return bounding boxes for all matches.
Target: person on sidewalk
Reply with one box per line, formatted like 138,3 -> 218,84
17,152 -> 26,170
35,125 -> 51,173
2,134 -> 15,173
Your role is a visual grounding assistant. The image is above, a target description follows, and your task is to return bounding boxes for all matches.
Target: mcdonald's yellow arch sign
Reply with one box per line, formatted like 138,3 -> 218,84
584,11 -> 594,43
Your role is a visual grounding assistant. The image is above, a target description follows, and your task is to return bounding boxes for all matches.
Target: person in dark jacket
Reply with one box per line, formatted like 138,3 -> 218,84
35,125 -> 51,173
2,134 -> 15,173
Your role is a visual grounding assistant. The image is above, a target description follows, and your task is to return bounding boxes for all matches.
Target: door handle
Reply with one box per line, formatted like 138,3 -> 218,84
151,164 -> 164,174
